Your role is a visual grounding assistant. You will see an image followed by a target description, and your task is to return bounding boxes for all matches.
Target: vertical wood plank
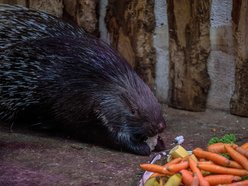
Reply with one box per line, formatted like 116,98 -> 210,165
167,0 -> 211,111
105,0 -> 156,88
63,0 -> 99,35
230,0 -> 248,116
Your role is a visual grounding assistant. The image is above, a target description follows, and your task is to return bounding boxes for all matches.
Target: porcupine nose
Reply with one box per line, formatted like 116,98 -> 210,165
157,121 -> 166,133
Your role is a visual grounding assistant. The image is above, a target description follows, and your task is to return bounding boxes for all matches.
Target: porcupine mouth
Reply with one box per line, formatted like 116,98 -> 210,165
134,128 -> 159,143
135,133 -> 165,151
135,133 -> 153,143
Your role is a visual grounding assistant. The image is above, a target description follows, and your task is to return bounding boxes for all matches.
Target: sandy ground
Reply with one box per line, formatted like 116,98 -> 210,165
0,105 -> 247,186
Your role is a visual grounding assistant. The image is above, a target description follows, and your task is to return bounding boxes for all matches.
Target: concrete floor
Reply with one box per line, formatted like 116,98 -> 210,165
0,106 -> 247,186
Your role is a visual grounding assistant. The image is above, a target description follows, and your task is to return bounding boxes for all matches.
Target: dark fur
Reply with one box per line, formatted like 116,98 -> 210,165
0,5 -> 166,155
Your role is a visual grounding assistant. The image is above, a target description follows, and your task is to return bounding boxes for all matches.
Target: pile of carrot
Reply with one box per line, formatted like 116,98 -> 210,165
140,142 -> 248,186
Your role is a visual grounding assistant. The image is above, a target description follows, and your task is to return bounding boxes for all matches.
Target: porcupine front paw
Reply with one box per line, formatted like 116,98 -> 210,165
115,132 -> 151,155
127,141 -> 151,156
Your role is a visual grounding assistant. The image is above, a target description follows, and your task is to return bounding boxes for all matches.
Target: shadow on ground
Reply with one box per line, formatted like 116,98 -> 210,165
0,106 -> 247,185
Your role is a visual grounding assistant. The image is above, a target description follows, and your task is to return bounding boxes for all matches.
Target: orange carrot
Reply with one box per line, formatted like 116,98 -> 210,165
204,175 -> 241,185
207,143 -> 227,153
166,161 -> 189,172
197,161 -> 214,165
193,148 -> 230,166
197,163 -> 248,176
149,172 -> 167,178
229,160 -> 243,169
191,173 -> 199,186
164,157 -> 182,166
195,150 -> 242,168
223,180 -> 248,186
241,142 -> 248,150
189,157 -> 210,186
140,164 -> 170,174
225,145 -> 248,170
234,146 -> 248,158
150,157 -> 182,178
180,169 -> 193,186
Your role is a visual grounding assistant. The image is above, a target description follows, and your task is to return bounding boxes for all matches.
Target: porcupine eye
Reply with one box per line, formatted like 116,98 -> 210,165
131,107 -> 137,116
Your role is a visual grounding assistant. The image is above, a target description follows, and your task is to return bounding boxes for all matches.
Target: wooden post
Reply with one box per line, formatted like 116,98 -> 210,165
63,0 -> 99,35
230,0 -> 248,116
167,0 -> 211,111
105,0 -> 156,88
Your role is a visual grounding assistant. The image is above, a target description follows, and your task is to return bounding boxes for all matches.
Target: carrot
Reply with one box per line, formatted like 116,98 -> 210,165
225,145 -> 248,170
197,161 -> 214,165
166,161 -> 189,172
150,158 -> 182,178
197,163 -> 248,176
229,160 -> 243,169
193,148 -> 230,167
191,173 -> 199,186
140,164 -> 171,174
204,175 -> 241,185
241,142 -> 248,150
234,146 -> 248,158
194,150 -> 242,169
207,143 -> 227,153
149,172 -> 167,178
223,180 -> 248,186
164,157 -> 182,166
180,169 -> 193,186
189,157 -> 210,186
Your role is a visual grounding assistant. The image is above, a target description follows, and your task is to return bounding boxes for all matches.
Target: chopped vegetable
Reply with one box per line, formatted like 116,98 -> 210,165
169,145 -> 190,159
144,177 -> 160,186
164,173 -> 182,186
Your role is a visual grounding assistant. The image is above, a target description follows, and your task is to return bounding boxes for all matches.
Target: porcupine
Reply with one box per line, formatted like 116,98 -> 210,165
0,5 -> 166,155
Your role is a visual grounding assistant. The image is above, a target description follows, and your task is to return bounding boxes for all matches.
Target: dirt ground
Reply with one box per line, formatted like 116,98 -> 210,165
0,105 -> 247,186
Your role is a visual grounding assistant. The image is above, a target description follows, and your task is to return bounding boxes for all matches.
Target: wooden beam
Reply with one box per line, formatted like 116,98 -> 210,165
105,0 -> 156,88
230,0 -> 248,116
167,0 -> 211,111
